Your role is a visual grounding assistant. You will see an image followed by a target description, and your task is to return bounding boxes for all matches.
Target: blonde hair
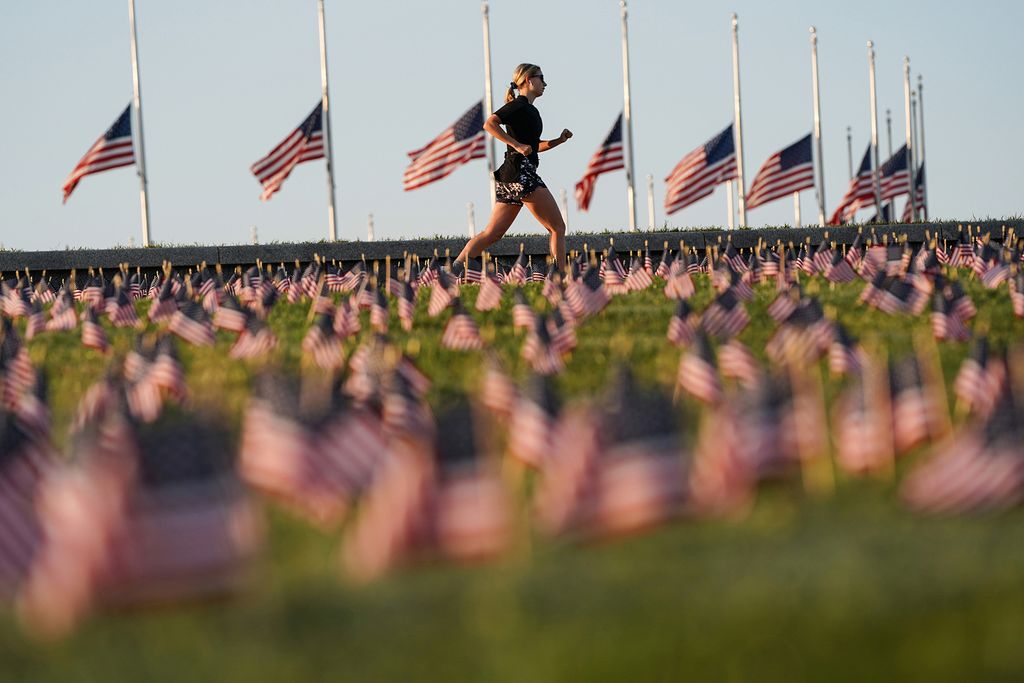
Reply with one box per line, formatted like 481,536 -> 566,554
506,63 -> 542,103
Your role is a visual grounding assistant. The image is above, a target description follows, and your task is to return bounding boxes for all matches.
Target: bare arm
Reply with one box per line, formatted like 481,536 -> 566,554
538,128 -> 573,153
484,114 -> 532,156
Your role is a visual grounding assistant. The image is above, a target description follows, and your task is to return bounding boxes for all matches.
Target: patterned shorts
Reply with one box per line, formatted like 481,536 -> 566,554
495,159 -> 547,206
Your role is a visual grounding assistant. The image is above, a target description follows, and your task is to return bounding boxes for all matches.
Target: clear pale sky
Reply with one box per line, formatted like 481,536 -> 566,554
1,0 -> 1020,250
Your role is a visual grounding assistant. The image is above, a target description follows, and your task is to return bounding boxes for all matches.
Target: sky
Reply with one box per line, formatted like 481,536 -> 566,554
1,0 -> 1021,251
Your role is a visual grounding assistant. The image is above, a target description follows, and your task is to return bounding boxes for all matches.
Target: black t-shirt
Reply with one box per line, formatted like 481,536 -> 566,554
493,95 -> 543,174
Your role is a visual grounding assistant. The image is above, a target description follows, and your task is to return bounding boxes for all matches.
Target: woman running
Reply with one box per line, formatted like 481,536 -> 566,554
455,63 -> 572,271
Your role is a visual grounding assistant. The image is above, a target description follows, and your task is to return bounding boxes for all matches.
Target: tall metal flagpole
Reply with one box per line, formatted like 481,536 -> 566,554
646,174 -> 655,228
867,41 -> 882,218
317,0 -> 338,241
128,0 -> 151,246
846,126 -> 853,180
731,13 -> 747,227
559,189 -> 569,231
481,2 -> 496,206
903,56 -> 916,221
726,180 -> 734,229
885,108 -> 894,218
620,1 -> 637,231
917,74 -> 928,220
809,27 -> 825,226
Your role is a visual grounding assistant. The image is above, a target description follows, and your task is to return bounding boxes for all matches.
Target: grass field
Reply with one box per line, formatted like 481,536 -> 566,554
3,274 -> 1024,682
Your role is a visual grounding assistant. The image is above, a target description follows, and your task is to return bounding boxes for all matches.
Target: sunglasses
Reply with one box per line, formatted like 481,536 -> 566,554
531,74 -> 546,85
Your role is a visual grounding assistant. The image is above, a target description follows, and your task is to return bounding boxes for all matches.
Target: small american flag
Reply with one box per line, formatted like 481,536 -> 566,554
511,289 -> 536,331
676,332 -> 722,405
303,314 -> 346,370
475,272 -> 504,312
745,134 -> 815,211
664,124 -> 737,215
80,308 -> 109,353
440,300 -> 484,351
666,299 -> 697,347
168,302 -> 216,347
575,114 -> 624,211
507,374 -> 559,469
62,105 -> 135,203
251,102 -> 325,201
403,101 -> 486,191
522,316 -> 565,376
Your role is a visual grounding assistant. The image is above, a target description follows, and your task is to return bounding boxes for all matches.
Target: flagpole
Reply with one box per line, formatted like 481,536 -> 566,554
481,2 -> 496,207
809,26 -> 825,226
646,174 -> 655,229
917,74 -> 928,220
867,41 -> 882,219
846,125 -> 853,180
910,91 -> 918,218
128,0 -> 151,247
620,1 -> 638,232
559,188 -> 569,231
903,56 -> 916,221
726,180 -> 734,229
731,13 -> 747,227
885,107 -> 894,219
317,0 -> 338,241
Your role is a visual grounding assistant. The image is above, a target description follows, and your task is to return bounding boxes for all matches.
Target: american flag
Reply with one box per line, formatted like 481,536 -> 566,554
431,405 -> 511,563
507,374 -> 559,469
717,339 -> 762,389
403,101 -> 487,191
440,300 -> 484,351
745,134 -> 815,210
168,302 -> 216,347
676,332 -> 722,405
229,317 -> 278,360
575,114 -> 624,211
829,145 -> 875,224
62,105 -> 135,203
511,289 -> 537,331
879,145 -> 911,200
427,270 -> 458,317
900,165 -> 926,222
251,101 -> 325,201
370,288 -> 389,334
666,299 -> 697,347
481,356 -> 518,418
303,314 -> 346,370
700,288 -> 749,340
953,337 -> 1002,417
664,124 -> 737,215
80,308 -> 109,353
521,317 -> 565,376
475,272 -> 504,312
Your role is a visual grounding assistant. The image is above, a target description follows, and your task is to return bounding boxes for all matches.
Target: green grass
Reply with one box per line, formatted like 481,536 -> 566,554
4,275 -> 1024,682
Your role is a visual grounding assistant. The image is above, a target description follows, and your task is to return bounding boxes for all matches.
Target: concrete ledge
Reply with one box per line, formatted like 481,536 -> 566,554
1,219 -> 1020,275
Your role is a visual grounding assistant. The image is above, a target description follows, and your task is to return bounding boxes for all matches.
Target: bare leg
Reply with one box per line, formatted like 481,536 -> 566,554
522,187 -> 567,270
456,203 -> 522,263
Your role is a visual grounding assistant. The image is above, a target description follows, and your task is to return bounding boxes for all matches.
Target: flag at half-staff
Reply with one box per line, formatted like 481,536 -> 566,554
251,102 -> 325,201
574,114 -> 624,211
403,101 -> 487,191
901,166 -> 926,222
879,145 -> 911,201
744,134 -> 814,211
663,124 -> 737,215
829,145 -> 875,224
62,105 -> 135,203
